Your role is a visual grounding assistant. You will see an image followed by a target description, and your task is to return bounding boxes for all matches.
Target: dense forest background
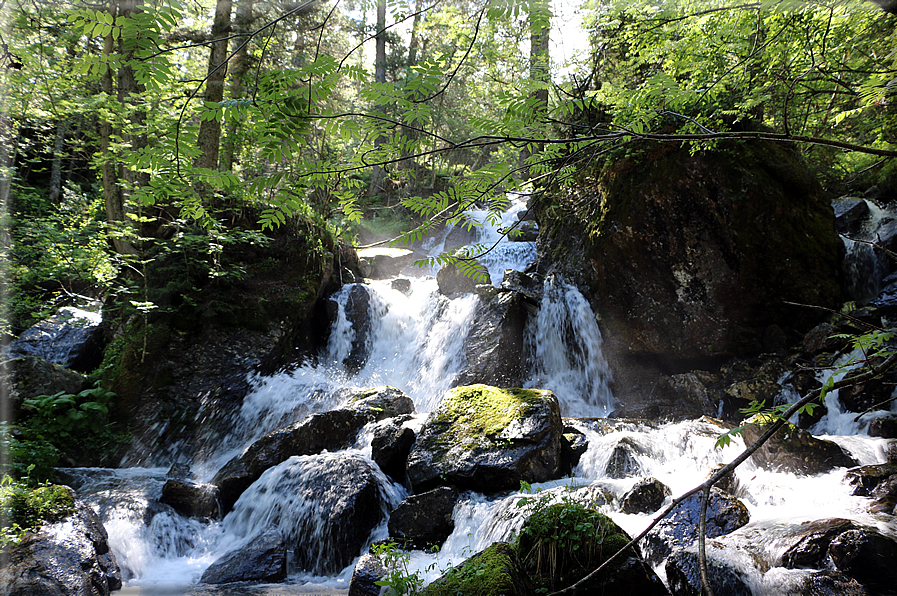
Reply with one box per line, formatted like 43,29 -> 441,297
1,0 -> 895,341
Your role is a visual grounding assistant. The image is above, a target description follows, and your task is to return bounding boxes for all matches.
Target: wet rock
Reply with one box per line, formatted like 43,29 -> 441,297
833,197 -> 871,234
347,552 -> 389,596
391,277 -> 412,294
665,549 -> 751,596
620,477 -> 672,514
358,247 -> 417,279
868,276 -> 897,317
799,570 -> 869,596
642,488 -> 750,565
7,306 -> 105,372
868,416 -> 897,438
720,360 -> 785,422
342,284 -> 374,373
214,386 -> 413,512
421,542 -> 532,596
0,501 -> 121,596
844,462 -> 897,497
436,259 -> 491,296
837,362 -> 897,414
387,487 -> 458,550
407,384 -> 562,493
200,528 -> 287,584
454,291 -> 528,388
348,385 -> 416,420
605,436 -> 652,479
741,416 -> 859,475
706,463 -> 741,497
1,355 -> 90,423
443,221 -> 478,251
781,518 -> 897,593
212,409 -> 369,513
232,452 -> 389,576
166,462 -> 193,480
160,479 -> 220,519
799,322 -> 849,356
371,417 -> 415,485
560,426 -> 589,475
500,270 -> 543,305
636,373 -> 715,421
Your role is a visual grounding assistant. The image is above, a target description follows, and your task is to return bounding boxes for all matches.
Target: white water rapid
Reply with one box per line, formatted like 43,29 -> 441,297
65,198 -> 894,595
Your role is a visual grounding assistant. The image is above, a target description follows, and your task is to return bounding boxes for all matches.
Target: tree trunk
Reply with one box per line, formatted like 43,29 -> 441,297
222,0 -> 254,172
196,0 -> 234,173
48,121 -> 66,204
368,0 -> 387,199
521,0 -> 550,181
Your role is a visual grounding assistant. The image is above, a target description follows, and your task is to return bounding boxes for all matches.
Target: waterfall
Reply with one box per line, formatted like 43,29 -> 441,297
841,199 -> 895,303
524,275 -> 616,417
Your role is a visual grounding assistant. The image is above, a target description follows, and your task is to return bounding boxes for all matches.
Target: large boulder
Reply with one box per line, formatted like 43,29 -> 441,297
213,386 -> 413,512
741,415 -> 859,475
200,528 -> 287,584
665,549 -> 751,596
0,500 -> 122,596
1,355 -> 90,423
780,518 -> 897,594
538,140 -> 843,404
340,283 -> 375,373
371,417 -> 416,485
227,452 -> 392,575
420,542 -> 533,596
6,306 -> 105,372
642,488 -> 750,565
436,259 -> 491,296
453,291 -> 528,388
387,487 -> 459,550
159,478 -> 220,519
407,385 -> 563,493
620,477 -> 672,515
516,502 -> 667,595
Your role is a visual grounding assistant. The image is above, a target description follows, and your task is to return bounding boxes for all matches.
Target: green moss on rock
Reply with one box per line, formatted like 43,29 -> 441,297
421,542 -> 532,596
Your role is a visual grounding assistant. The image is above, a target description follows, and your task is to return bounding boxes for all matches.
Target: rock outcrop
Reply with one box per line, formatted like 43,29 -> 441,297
407,384 -> 562,493
200,528 -> 287,584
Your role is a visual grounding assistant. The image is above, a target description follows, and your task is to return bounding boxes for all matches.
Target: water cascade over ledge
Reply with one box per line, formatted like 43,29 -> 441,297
60,197 -> 896,595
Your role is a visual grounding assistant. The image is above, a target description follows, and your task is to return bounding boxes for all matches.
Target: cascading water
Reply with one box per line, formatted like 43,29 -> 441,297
840,199 -> 896,303
64,196 -> 895,595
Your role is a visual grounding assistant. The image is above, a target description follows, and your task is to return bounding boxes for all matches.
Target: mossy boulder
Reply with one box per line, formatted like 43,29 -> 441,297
537,140 -> 842,405
420,542 -> 533,596
516,501 -> 667,594
407,385 -> 563,493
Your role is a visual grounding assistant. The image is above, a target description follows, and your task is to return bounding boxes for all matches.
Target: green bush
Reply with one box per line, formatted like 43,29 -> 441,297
0,473 -> 75,547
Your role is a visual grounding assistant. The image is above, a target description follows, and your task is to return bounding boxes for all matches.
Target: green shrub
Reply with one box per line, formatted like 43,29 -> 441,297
0,473 -> 75,547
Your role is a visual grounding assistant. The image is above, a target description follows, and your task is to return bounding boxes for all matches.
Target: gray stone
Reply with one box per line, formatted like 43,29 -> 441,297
7,307 -> 105,372
200,528 -> 287,584
387,487 -> 458,550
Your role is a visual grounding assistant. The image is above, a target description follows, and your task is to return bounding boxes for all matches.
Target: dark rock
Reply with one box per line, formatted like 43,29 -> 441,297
538,141 -> 842,408
869,277 -> 897,316
500,270 -> 543,305
741,416 -> 859,475
1,355 -> 90,423
837,362 -> 897,414
868,416 -> 897,438
387,487 -> 458,550
781,518 -> 897,593
0,501 -> 121,596
454,291 -> 528,388
633,373 -> 716,421
508,220 -> 538,242
160,479 -> 220,519
799,570 -> 869,596
391,278 -> 412,294
642,488 -> 750,565
420,542 -> 533,596
665,549 -> 751,596
347,553 -> 389,596
443,221 -> 479,251
706,463 -> 741,497
358,247 -> 417,279
7,306 -> 105,372
605,436 -> 652,479
407,385 -> 562,493
371,418 -> 415,485
200,528 -> 287,584
844,463 -> 897,497
342,284 -> 374,373
833,198 -> 870,233
212,408 -> 369,513
348,385 -> 416,420
436,259 -> 490,296
800,323 -> 849,355
559,427 -> 589,474
230,452 -> 390,575
166,462 -> 192,480
620,477 -> 672,514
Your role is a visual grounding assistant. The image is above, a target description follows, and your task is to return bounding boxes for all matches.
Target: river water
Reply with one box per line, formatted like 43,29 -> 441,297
65,198 -> 895,595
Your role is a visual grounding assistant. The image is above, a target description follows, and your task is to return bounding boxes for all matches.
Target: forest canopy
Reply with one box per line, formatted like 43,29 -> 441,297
0,0 -> 895,333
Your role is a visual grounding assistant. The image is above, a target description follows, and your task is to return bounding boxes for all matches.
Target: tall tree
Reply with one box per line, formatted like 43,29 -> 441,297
195,0 -> 234,173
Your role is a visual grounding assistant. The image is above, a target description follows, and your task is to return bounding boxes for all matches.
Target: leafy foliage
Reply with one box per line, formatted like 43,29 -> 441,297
0,473 -> 75,548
